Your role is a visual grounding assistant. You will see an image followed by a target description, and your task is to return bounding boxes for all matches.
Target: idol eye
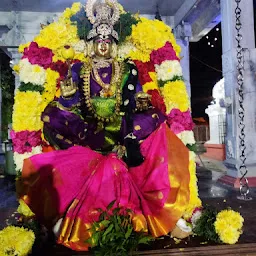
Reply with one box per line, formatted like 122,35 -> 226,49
105,40 -> 111,44
96,39 -> 103,43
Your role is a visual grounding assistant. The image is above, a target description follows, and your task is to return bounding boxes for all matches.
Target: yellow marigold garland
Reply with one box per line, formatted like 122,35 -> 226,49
13,91 -> 44,132
0,226 -> 35,256
160,80 -> 190,113
34,22 -> 79,62
42,69 -> 60,108
183,152 -> 202,219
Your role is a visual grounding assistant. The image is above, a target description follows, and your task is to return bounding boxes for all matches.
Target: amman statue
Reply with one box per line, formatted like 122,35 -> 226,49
13,0 -> 201,252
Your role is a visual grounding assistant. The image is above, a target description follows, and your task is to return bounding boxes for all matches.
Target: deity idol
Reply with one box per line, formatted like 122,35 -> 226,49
18,0 -> 192,251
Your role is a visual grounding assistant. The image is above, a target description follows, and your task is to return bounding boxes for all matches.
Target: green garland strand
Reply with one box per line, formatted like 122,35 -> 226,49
19,82 -> 44,94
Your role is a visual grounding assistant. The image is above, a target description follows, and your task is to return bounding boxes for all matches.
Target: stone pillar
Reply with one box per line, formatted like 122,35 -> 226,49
7,48 -> 21,89
220,0 -> 256,186
175,23 -> 192,97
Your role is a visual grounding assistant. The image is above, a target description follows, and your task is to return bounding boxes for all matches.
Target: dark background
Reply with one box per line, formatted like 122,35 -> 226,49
190,23 -> 223,120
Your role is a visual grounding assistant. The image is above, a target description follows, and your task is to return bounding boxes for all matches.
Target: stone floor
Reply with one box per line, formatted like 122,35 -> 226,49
0,163 -> 256,255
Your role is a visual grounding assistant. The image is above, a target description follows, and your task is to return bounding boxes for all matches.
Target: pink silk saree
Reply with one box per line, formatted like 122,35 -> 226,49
18,123 -> 190,251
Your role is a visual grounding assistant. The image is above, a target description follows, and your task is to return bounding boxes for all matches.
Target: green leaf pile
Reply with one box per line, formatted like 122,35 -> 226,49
86,201 -> 154,256
193,207 -> 221,243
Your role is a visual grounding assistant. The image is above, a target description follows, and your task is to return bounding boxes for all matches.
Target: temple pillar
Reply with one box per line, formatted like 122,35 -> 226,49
175,23 -> 192,97
7,48 -> 21,89
220,0 -> 256,187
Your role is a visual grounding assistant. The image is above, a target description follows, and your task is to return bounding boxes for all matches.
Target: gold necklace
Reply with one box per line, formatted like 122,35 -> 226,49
81,62 -> 124,123
92,61 -> 120,97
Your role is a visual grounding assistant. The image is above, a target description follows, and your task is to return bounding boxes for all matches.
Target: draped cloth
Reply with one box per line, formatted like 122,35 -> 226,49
18,123 -> 190,251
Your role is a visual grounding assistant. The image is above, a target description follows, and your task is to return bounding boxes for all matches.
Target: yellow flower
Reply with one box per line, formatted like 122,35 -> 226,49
183,152 -> 202,219
63,7 -> 72,19
0,226 -> 35,256
129,49 -> 150,62
74,52 -> 88,62
17,199 -> 35,217
18,42 -> 30,53
13,91 -> 44,132
214,209 -> 244,244
34,21 -> 79,53
42,69 -> 60,109
216,210 -> 244,231
160,80 -> 190,113
142,72 -> 159,91
130,18 -> 172,54
13,64 -> 20,73
218,228 -> 241,244
71,2 -> 82,15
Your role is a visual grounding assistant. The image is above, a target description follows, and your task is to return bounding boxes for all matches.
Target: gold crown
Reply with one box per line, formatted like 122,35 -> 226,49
86,0 -> 120,41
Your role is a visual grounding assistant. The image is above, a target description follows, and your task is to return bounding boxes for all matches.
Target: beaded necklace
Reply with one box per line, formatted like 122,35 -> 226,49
81,60 -> 124,123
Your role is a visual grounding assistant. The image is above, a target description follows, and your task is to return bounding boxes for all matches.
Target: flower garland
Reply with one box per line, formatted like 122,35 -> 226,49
0,226 -> 35,256
12,2 -> 83,171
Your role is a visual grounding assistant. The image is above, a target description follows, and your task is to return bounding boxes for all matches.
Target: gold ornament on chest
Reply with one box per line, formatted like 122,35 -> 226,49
81,60 -> 124,123
91,60 -> 121,98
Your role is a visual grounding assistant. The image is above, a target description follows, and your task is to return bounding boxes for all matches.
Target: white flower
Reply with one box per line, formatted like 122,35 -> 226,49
176,218 -> 192,233
19,59 -> 46,85
191,210 -> 202,227
155,60 -> 182,81
117,42 -> 137,60
177,130 -> 195,145
14,146 -> 42,172
72,40 -> 86,53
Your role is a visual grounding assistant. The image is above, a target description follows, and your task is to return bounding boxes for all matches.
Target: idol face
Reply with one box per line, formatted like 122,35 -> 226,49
93,36 -> 112,58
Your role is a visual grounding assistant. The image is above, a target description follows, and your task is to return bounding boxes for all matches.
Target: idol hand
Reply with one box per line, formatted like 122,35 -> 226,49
60,61 -> 77,98
135,92 -> 151,112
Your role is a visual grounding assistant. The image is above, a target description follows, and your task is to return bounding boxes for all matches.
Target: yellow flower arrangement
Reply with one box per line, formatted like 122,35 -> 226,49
17,199 -> 35,217
143,72 -> 159,92
183,152 -> 202,219
12,91 -> 44,132
129,49 -> 151,62
34,22 -> 79,60
41,69 -> 60,108
131,18 -> 172,54
0,226 -> 35,256
160,80 -> 190,113
129,17 -> 181,61
214,209 -> 244,244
